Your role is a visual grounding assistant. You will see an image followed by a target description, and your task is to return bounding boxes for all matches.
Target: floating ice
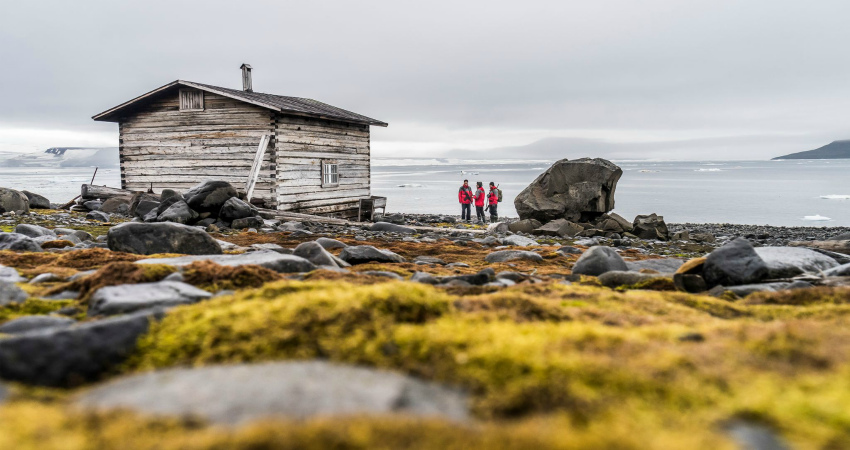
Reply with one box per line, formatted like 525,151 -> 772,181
694,168 -> 722,172
397,184 -> 424,188
639,170 -> 660,173
802,215 -> 832,221
820,195 -> 850,200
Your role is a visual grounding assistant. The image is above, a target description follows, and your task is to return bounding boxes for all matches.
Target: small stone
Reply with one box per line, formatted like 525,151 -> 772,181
22,190 -> 50,209
14,224 -> 55,238
156,200 -> 198,224
231,216 -> 264,229
0,265 -> 25,283
508,219 -> 542,234
218,197 -> 257,222
277,221 -> 305,231
501,235 -> 539,247
361,271 -> 404,280
673,273 -> 708,293
339,246 -> 405,264
0,232 -> 43,252
410,272 -> 440,284
414,256 -> 446,265
370,222 -> 416,234
316,237 -> 347,250
86,211 -> 110,222
294,241 -> 345,268
29,273 -> 63,284
484,250 -> 544,263
100,197 -> 131,215
571,246 -> 628,276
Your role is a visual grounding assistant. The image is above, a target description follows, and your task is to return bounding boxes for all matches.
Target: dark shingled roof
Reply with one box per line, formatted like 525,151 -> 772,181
93,80 -> 388,127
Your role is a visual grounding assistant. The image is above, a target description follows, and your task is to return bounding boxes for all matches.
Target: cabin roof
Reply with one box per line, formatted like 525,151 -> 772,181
92,80 -> 388,127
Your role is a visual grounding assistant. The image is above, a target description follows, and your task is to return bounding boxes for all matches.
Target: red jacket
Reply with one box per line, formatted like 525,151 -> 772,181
458,185 -> 473,204
488,188 -> 499,205
474,187 -> 485,207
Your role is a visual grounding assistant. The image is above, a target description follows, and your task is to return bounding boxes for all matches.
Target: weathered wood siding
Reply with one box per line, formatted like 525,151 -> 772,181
275,115 -> 370,218
118,91 -> 278,207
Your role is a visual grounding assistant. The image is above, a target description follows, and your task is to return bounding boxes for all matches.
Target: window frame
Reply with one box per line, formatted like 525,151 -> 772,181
179,89 -> 204,112
321,160 -> 340,188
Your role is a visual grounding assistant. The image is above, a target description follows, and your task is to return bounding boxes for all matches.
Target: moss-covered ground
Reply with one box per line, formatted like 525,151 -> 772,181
1,229 -> 849,448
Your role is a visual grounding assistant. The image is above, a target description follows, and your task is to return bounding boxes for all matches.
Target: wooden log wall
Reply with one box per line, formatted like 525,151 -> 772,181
118,91 -> 278,207
274,115 -> 371,219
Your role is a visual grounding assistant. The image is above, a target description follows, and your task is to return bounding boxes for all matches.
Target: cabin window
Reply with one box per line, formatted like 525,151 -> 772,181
321,161 -> 339,187
179,89 -> 204,111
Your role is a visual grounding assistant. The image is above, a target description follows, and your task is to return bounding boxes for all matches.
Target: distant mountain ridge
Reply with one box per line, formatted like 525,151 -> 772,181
772,140 -> 850,160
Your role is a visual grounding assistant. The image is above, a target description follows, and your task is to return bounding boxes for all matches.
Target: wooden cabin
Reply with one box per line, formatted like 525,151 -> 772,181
92,64 -> 387,218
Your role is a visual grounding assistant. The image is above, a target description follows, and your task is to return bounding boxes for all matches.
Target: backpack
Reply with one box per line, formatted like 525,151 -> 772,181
496,188 -> 503,202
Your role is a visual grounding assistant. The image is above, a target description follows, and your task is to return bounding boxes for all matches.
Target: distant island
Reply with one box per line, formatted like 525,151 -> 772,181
773,140 -> 850,160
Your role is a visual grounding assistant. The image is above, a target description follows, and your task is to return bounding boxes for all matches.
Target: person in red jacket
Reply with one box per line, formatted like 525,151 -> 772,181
474,181 -> 486,223
457,179 -> 473,222
487,182 -> 499,223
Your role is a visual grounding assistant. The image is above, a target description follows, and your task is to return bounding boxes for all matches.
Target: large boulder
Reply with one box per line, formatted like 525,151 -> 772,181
0,188 -> 30,214
571,246 -> 628,276
514,158 -> 622,223
0,310 -> 164,387
74,361 -> 469,424
754,247 -> 839,278
0,232 -> 43,252
129,192 -> 161,218
22,191 -> 50,209
107,222 -> 222,255
632,214 -> 669,240
0,316 -> 75,335
508,219 -> 543,234
184,181 -> 238,214
703,238 -> 768,287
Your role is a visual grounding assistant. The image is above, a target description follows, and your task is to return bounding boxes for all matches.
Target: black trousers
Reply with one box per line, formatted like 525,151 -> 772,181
461,203 -> 471,220
475,206 -> 486,222
488,204 -> 498,222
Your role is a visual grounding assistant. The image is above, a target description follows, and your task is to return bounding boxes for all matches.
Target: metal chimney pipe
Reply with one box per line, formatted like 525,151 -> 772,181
240,63 -> 253,92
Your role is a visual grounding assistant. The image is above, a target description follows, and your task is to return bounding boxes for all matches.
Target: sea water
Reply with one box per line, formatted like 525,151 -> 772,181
1,159 -> 848,227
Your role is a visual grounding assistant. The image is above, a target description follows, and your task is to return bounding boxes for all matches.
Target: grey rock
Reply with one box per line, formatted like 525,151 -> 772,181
0,281 -> 28,306
703,238 -> 769,287
14,224 -> 54,238
598,271 -> 670,288
277,221 -> 305,231
362,271 -> 404,280
673,273 -> 708,293
508,219 -> 543,234
86,210 -> 110,222
143,209 -> 159,223
555,246 -> 582,256
157,200 -> 198,224
0,265 -> 24,283
100,197 -> 131,215
159,189 -> 182,202
29,273 -> 63,284
447,262 -> 470,268
107,222 -> 222,255
441,269 -> 494,286
294,241 -> 345,268
484,250 -> 544,263
486,222 -> 509,234
22,190 -> 50,209
625,258 -> 685,273
496,271 -> 526,282
690,233 -> 716,243
370,222 -> 416,234
89,281 -> 212,316
0,188 -> 30,214
70,230 -> 93,242
606,212 -> 634,233
339,246 -> 405,264
724,420 -> 791,450
571,246 -> 628,276
414,256 -> 446,265
754,247 -> 839,278
134,200 -> 160,219
500,235 -> 539,247
129,192 -> 161,218
136,251 -> 316,274
532,218 -> 568,236
0,232 -> 43,252
632,213 -> 669,240
810,249 -> 850,265
671,230 -> 690,241
410,271 -> 440,284
828,232 -> 850,241
316,237 -> 347,250
74,361 -> 468,424
163,272 -> 184,282
824,263 -> 850,277
249,243 -> 287,253
218,197 -> 256,222
84,200 -> 103,211
0,309 -> 165,387
0,316 -> 75,334
231,216 -> 264,229
184,181 -> 238,214
725,282 -> 792,297
514,158 -> 621,223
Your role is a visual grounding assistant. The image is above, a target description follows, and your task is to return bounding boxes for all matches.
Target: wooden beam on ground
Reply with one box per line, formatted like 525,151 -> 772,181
256,207 -> 487,234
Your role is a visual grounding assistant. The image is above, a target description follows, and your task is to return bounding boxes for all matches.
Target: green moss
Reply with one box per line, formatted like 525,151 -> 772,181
615,277 -> 677,292
0,299 -> 74,324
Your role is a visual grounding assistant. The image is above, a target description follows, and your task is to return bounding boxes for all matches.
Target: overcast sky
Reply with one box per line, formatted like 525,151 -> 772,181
2,0 -> 849,160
